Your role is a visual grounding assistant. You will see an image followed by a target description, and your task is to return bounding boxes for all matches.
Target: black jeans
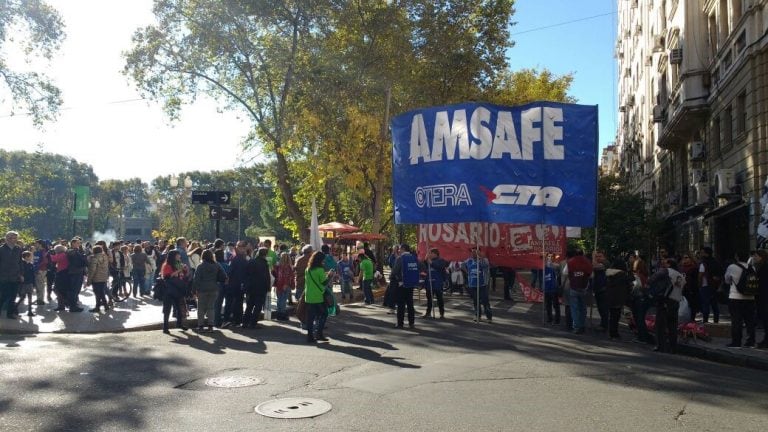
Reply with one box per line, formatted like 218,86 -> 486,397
424,286 -> 444,317
396,285 -> 415,326
222,290 -> 244,325
92,282 -> 108,308
655,299 -> 679,353
729,299 -> 756,346
243,289 -> 267,327
467,285 -> 492,320
594,290 -> 609,329
0,281 -> 19,316
162,295 -> 184,330
54,271 -> 70,309
608,307 -> 622,337
503,270 -> 516,300
544,292 -> 560,323
305,302 -> 327,339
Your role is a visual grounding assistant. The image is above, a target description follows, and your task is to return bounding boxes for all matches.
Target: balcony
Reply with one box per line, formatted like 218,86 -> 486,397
656,70 -> 710,149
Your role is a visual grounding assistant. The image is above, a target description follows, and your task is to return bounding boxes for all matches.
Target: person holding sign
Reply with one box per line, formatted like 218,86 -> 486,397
392,244 -> 419,329
464,249 -> 492,322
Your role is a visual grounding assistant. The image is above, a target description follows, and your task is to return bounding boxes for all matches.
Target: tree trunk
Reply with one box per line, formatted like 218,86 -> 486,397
273,149 -> 308,241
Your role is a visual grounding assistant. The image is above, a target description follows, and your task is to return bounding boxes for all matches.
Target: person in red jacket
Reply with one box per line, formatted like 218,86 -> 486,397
567,249 -> 593,334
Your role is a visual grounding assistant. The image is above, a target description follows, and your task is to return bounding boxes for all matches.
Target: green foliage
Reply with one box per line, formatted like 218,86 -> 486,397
0,0 -> 65,126
580,175 -> 662,260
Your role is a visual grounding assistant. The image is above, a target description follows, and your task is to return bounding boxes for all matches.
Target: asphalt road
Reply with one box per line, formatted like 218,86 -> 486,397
1,298 -> 766,432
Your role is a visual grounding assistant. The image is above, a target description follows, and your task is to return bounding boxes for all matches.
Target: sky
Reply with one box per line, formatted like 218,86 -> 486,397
0,0 -> 617,184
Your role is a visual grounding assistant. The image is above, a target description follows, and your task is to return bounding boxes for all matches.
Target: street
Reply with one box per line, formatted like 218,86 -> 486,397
1,299 -> 767,432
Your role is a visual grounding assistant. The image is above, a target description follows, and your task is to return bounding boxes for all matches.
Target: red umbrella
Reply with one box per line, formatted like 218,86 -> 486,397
317,222 -> 359,233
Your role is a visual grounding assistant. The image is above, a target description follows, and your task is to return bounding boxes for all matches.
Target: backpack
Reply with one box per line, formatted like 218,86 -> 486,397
735,264 -> 759,296
648,270 -> 673,299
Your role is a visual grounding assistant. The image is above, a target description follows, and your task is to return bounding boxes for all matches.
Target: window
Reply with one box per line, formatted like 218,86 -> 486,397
736,91 -> 746,135
723,106 -> 733,148
735,30 -> 746,54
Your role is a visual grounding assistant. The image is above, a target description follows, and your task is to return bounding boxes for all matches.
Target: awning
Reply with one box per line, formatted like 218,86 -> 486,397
337,232 -> 387,242
703,200 -> 747,219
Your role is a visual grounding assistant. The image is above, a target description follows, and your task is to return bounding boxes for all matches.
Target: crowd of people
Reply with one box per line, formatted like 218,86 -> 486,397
1,229 -> 767,351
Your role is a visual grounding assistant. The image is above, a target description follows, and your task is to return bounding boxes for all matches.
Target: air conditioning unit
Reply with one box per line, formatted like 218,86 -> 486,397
652,35 -> 665,52
652,105 -> 664,122
636,24 -> 642,34
694,182 -> 710,205
714,169 -> 736,196
689,141 -> 705,160
690,169 -> 705,185
627,95 -> 635,106
619,105 -> 626,112
670,48 -> 683,64
624,68 -> 632,77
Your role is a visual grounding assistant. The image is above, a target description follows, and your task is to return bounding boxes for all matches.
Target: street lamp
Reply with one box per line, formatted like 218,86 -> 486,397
170,175 -> 192,189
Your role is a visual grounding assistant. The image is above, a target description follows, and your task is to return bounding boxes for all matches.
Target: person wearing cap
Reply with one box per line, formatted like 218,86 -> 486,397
392,244 -> 419,329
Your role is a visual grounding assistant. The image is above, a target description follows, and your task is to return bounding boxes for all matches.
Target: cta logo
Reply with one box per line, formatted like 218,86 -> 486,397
481,185 -> 563,207
415,183 -> 472,208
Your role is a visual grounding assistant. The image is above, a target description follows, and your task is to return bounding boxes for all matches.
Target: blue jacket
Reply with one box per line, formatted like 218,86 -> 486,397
426,257 -> 448,291
465,258 -> 488,287
226,255 -> 248,293
543,266 -> 558,294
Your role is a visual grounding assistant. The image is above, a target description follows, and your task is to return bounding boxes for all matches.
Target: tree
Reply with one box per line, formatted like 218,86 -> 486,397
0,0 -> 65,125
124,0 -> 324,239
578,174 -> 662,259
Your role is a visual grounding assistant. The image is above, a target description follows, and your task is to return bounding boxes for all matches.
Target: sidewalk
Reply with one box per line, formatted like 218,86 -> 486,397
0,290 -> 165,334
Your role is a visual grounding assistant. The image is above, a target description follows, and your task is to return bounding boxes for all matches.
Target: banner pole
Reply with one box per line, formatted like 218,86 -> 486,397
476,234 -> 481,323
542,223 -> 547,324
425,226 -> 435,319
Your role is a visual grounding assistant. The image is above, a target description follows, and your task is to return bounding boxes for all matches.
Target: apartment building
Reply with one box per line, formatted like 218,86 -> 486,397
617,0 -> 768,260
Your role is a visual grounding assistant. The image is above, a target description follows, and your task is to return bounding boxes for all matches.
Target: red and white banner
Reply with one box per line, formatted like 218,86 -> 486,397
418,223 -> 566,269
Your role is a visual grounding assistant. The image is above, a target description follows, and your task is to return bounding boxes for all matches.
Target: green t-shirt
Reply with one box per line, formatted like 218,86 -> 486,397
360,257 -> 374,281
266,249 -> 278,268
305,267 -> 326,304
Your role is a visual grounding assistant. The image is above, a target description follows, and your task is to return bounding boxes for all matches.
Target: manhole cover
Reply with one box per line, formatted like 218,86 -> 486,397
255,398 -> 332,419
205,376 -> 263,388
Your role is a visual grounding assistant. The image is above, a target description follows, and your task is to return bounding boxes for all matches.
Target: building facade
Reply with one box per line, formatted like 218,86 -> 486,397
617,0 -> 768,261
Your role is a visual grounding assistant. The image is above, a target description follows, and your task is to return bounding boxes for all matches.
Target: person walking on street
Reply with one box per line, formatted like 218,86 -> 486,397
605,260 -> 632,340
242,247 -> 271,329
86,245 -> 110,313
753,249 -> 768,349
0,231 -> 23,319
464,248 -> 492,322
359,252 -> 375,305
567,249 -> 592,334
698,246 -> 722,323
392,244 -> 419,328
192,249 -> 226,332
724,251 -> 757,348
305,251 -> 332,342
160,250 -> 189,334
543,255 -> 560,324
423,248 -> 448,319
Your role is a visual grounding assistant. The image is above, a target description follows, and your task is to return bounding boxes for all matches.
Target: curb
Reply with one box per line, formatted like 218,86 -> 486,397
677,343 -> 768,372
0,322 -> 165,335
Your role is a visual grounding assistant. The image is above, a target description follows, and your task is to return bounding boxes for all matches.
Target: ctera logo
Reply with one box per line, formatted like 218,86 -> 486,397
414,184 -> 472,208
480,185 -> 563,207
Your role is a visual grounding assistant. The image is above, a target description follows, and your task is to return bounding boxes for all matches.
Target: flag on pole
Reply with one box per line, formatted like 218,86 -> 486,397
309,199 -> 323,251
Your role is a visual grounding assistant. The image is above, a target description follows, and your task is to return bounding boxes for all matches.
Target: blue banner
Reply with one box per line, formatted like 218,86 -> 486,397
391,101 -> 598,227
